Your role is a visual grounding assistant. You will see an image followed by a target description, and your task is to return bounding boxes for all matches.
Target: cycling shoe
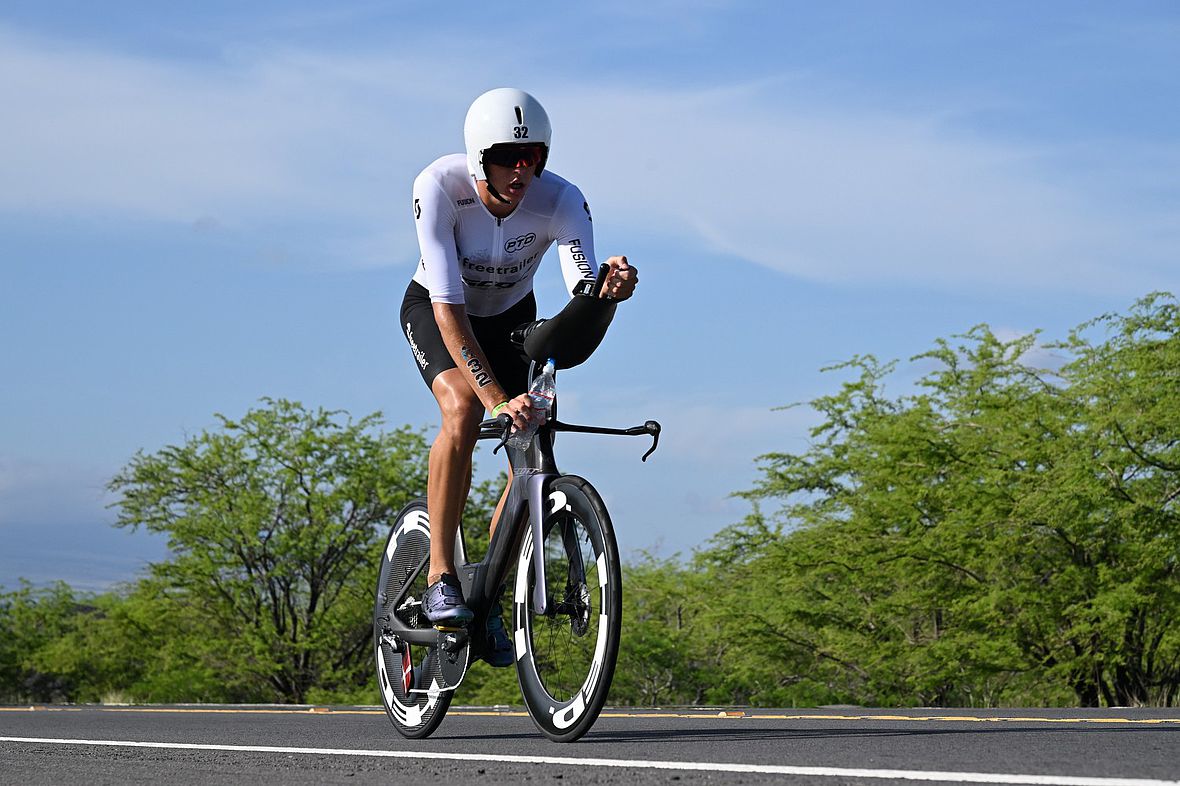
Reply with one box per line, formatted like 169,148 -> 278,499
422,574 -> 474,626
482,599 -> 514,668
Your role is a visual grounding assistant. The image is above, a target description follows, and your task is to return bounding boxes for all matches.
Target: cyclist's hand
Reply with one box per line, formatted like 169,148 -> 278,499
503,392 -> 541,433
599,256 -> 638,300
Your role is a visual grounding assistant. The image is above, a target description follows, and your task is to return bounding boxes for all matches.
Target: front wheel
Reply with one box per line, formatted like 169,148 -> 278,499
513,475 -> 622,742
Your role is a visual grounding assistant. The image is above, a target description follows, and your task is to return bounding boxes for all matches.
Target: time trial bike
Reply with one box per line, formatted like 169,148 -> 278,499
373,273 -> 660,742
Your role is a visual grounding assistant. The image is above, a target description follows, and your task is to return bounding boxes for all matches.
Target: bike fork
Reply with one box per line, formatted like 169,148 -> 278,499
526,471 -> 557,614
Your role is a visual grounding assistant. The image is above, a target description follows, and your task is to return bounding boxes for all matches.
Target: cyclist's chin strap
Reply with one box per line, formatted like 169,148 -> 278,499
485,181 -> 511,205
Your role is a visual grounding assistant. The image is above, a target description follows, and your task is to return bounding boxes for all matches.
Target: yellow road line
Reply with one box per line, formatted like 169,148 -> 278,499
3,706 -> 1178,725
748,714 -> 1180,725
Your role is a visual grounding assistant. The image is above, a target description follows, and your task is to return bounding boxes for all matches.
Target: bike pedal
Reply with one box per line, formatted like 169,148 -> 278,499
409,684 -> 457,695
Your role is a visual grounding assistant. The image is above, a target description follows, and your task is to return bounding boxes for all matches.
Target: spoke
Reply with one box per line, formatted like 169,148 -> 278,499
529,514 -> 604,702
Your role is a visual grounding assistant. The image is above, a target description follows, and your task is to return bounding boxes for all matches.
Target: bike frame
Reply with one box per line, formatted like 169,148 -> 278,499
380,387 -> 659,649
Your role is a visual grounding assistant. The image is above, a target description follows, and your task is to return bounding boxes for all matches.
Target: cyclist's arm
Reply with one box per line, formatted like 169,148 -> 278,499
552,186 -> 637,300
432,303 -> 506,407
412,172 -> 464,304
432,304 -> 537,429
552,185 -> 599,297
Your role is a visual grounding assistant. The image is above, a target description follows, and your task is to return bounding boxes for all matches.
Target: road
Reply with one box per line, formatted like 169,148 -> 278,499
2,705 -> 1178,785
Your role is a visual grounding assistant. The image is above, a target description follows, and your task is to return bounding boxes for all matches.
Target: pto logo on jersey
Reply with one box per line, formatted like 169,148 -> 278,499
504,233 -> 536,254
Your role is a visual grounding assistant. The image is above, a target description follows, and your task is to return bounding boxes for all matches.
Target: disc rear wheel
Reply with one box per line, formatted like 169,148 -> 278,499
374,499 -> 453,738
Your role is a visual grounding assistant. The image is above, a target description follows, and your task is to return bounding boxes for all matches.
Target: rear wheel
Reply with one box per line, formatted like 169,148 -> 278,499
513,475 -> 622,742
374,499 -> 452,739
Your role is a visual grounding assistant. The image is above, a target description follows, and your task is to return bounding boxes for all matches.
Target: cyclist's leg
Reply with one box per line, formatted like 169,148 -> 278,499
426,369 -> 483,584
467,295 -> 535,666
475,292 -> 535,540
490,472 -> 512,539
400,284 -> 532,628
400,283 -> 477,623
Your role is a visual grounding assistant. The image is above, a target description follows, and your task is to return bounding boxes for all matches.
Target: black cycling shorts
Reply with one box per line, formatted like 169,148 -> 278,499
399,281 -> 536,397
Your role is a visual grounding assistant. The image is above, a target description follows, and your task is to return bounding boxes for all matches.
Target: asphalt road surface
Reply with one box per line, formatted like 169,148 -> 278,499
2,705 -> 1178,785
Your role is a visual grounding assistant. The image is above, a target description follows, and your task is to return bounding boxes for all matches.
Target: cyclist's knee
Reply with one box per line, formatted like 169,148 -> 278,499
433,385 -> 482,446
437,410 -> 480,448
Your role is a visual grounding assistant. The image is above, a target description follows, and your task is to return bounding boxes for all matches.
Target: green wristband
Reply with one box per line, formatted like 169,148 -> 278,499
491,401 -> 509,416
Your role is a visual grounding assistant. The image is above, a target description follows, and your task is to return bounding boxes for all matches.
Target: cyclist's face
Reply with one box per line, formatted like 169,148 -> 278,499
483,159 -> 536,206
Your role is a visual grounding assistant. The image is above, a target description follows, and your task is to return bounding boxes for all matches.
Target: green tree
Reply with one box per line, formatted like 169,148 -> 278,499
0,582 -> 88,702
108,399 -> 430,703
709,293 -> 1180,707
610,555 -> 721,706
1016,293 -> 1180,705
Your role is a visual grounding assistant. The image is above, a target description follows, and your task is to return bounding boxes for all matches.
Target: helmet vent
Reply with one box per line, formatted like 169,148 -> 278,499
514,106 -> 523,124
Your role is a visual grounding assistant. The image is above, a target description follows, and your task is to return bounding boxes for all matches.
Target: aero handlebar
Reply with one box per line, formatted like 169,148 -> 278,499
479,414 -> 661,462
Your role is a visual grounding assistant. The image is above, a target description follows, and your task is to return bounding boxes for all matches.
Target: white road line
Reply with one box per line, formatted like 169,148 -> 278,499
2,736 -> 1177,786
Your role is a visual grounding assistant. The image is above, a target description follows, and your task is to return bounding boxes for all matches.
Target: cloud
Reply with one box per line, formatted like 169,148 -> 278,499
0,24 -> 462,258
552,82 -> 1179,297
988,326 -> 1073,374
2,23 -> 1176,291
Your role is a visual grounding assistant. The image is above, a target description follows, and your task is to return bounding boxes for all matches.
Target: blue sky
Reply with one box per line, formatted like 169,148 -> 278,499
2,2 -> 1178,591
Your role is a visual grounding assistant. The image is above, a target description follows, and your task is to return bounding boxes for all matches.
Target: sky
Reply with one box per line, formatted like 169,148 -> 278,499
1,1 -> 1178,591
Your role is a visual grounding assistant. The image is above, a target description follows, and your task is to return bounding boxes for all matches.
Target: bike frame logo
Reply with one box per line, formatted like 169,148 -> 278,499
504,233 -> 536,254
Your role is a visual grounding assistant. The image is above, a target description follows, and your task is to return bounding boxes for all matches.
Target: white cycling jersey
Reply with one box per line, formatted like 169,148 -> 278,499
411,154 -> 598,317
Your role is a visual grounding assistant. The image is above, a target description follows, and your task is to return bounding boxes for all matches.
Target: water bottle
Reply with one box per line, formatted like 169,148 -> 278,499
507,358 -> 556,450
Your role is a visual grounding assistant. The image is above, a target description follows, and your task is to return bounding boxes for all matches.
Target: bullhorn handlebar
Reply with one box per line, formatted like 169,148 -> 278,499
481,413 -> 662,462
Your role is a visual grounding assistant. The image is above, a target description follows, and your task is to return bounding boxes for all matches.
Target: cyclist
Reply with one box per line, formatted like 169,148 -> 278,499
399,88 -> 638,666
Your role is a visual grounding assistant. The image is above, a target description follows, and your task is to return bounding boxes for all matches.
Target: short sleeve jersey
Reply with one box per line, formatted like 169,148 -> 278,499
411,154 -> 598,317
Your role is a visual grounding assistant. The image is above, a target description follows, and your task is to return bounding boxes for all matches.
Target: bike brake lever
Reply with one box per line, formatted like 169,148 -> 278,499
491,413 -> 513,455
640,420 -> 661,462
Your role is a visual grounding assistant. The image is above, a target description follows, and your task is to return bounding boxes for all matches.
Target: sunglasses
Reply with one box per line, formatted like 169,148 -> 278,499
483,144 -> 545,170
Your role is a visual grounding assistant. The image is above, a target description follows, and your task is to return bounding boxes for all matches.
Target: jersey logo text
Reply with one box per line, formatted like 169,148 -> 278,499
504,233 -> 536,254
567,239 -> 593,278
406,323 -> 429,370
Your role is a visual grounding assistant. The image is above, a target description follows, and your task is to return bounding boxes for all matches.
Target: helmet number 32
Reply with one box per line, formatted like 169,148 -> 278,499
513,126 -> 529,139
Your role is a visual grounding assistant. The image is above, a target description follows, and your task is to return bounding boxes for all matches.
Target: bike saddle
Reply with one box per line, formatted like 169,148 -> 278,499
510,264 -> 617,370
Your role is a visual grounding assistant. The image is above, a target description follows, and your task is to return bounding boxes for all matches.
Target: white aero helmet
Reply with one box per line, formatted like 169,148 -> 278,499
464,87 -> 552,181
